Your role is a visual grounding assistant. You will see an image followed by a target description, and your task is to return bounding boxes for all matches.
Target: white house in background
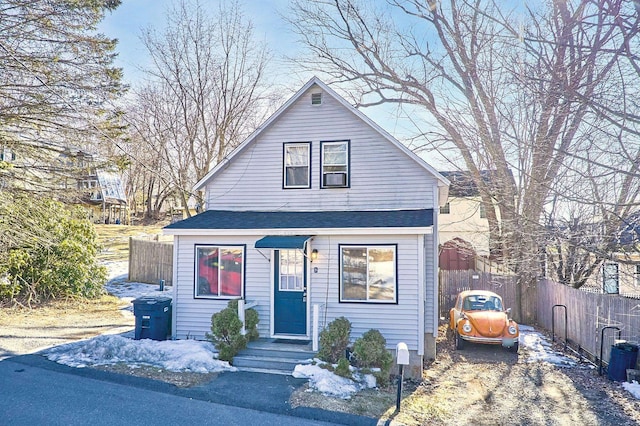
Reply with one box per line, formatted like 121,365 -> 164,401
164,77 -> 449,376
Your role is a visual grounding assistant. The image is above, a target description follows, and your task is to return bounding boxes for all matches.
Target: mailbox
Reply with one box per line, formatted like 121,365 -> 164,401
396,342 -> 410,365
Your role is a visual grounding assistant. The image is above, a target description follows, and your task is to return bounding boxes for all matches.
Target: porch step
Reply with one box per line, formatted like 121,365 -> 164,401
233,339 -> 316,374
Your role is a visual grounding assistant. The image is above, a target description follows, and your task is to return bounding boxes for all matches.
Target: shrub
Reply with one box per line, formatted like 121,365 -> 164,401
206,302 -> 247,362
226,300 -> 260,341
318,316 -> 351,363
352,329 -> 394,386
0,196 -> 107,306
335,357 -> 352,379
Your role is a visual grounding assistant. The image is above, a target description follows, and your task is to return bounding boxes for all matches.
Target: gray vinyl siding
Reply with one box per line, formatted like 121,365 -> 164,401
424,232 -> 436,335
172,235 -> 273,340
308,234 -> 425,351
172,232 -> 432,350
204,87 -> 437,211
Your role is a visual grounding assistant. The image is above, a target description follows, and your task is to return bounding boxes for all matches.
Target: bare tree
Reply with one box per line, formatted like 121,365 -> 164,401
129,0 -> 273,217
289,0 -> 640,321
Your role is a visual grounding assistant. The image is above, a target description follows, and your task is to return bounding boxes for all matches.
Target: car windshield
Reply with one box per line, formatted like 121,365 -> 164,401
463,295 -> 503,311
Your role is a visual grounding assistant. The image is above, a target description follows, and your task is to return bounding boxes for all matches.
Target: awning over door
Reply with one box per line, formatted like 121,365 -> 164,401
254,235 -> 312,249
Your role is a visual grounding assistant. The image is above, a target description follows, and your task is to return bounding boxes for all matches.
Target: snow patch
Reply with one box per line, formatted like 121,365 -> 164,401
292,360 -> 377,399
519,325 -> 577,367
623,381 -> 640,399
44,335 -> 235,373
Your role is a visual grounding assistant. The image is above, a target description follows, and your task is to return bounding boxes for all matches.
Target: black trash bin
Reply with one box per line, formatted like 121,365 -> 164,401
608,342 -> 639,381
133,296 -> 172,341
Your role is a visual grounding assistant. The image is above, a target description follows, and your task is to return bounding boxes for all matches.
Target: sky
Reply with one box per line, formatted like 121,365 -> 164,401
96,0 -> 442,167
98,0 -> 305,88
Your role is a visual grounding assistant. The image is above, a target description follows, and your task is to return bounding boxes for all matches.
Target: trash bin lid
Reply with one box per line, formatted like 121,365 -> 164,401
614,342 -> 639,352
133,295 -> 172,305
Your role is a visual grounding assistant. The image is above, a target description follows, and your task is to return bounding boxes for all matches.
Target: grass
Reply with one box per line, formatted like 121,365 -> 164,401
95,223 -> 167,262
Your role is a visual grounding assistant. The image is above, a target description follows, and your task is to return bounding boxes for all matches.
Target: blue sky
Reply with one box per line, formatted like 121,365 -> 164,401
97,0 -> 445,167
98,0 -> 298,85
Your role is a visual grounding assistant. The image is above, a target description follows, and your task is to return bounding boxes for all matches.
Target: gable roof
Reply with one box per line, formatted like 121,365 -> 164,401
193,77 -> 449,199
439,170 -> 514,198
164,209 -> 433,232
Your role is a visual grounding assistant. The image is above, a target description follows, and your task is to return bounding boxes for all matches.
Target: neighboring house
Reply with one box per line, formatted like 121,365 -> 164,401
438,170 -> 512,269
164,77 -> 449,375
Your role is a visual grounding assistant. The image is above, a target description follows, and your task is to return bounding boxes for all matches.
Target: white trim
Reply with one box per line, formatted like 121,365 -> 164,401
171,236 -> 179,339
193,76 -> 450,192
165,226 -> 433,236
269,248 -> 311,339
417,234 -> 425,356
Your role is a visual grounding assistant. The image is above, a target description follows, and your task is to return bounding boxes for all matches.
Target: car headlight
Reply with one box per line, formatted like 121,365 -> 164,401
463,322 -> 472,333
508,325 -> 517,335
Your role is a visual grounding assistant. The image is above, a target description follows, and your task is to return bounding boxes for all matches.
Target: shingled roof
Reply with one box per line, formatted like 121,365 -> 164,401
165,209 -> 434,230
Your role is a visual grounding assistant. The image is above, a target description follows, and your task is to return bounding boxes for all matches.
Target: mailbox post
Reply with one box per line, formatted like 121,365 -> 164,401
395,342 -> 410,412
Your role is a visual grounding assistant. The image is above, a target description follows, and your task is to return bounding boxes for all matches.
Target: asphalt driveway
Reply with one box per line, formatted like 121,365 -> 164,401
2,354 -> 376,426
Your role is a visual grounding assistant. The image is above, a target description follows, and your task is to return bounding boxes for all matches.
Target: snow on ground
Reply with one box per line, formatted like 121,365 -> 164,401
518,325 -> 578,367
292,360 -> 377,399
41,263 -> 640,401
103,260 -> 172,309
44,335 -> 235,373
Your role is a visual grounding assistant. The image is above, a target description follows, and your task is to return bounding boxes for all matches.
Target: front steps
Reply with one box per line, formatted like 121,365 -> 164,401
233,339 -> 316,375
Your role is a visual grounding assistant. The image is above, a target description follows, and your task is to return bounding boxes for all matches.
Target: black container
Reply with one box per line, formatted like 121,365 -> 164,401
608,342 -> 639,381
133,296 -> 172,341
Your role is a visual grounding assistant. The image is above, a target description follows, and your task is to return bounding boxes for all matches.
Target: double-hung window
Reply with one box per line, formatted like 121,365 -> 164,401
340,245 -> 397,303
321,140 -> 349,188
195,245 -> 244,298
283,142 -> 311,188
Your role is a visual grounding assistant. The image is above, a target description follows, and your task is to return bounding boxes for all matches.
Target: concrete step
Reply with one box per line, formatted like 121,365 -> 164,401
233,339 -> 317,374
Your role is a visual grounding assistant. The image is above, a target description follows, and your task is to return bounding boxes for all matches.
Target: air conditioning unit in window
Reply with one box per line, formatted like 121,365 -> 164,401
324,172 -> 347,187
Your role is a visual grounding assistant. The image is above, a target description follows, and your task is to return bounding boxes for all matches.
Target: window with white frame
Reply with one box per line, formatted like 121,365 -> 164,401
440,203 -> 450,214
340,245 -> 397,303
283,142 -> 311,188
603,262 -> 619,294
321,140 -> 349,188
636,264 -> 640,287
195,245 -> 244,298
279,249 -> 305,291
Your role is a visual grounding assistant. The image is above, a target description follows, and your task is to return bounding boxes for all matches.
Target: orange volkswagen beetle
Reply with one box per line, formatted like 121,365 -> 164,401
449,290 -> 519,352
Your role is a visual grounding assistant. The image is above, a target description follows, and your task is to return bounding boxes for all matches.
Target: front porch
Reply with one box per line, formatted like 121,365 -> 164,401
233,338 -> 316,375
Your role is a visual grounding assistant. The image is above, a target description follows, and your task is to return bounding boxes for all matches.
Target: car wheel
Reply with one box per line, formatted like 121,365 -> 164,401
455,331 -> 465,350
509,341 -> 519,353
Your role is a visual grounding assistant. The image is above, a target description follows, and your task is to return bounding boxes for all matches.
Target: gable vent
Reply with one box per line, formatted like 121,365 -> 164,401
311,93 -> 322,105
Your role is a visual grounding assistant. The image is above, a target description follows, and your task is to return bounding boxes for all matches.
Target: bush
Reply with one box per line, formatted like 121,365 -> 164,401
335,357 -> 352,379
0,196 -> 107,306
226,300 -> 260,342
318,316 -> 351,363
206,302 -> 247,362
352,329 -> 394,386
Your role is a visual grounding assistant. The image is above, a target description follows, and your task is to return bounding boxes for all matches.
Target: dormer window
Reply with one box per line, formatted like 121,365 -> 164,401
321,140 -> 349,188
283,142 -> 311,189
311,92 -> 322,105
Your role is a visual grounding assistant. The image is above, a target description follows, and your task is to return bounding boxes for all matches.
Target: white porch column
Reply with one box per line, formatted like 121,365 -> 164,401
312,304 -> 320,352
238,299 -> 246,336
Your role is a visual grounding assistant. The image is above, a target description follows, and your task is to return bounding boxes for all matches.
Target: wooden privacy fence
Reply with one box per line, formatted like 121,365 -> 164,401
536,278 -> 640,366
440,271 -> 640,367
439,270 -> 517,318
128,237 -> 173,286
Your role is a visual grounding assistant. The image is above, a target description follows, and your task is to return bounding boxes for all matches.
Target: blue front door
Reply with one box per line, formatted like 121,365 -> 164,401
274,249 -> 307,335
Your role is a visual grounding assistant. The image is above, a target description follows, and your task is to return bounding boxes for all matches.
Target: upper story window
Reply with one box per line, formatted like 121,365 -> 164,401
283,142 -> 311,189
440,203 -> 450,214
321,140 -> 349,188
479,203 -> 487,218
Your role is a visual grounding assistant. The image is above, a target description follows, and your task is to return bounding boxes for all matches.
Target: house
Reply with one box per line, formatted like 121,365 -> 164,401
164,77 -> 449,376
438,170 -> 514,270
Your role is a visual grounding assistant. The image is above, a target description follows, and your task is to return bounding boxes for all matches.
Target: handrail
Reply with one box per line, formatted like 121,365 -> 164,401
599,326 -> 621,376
552,304 -> 567,352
